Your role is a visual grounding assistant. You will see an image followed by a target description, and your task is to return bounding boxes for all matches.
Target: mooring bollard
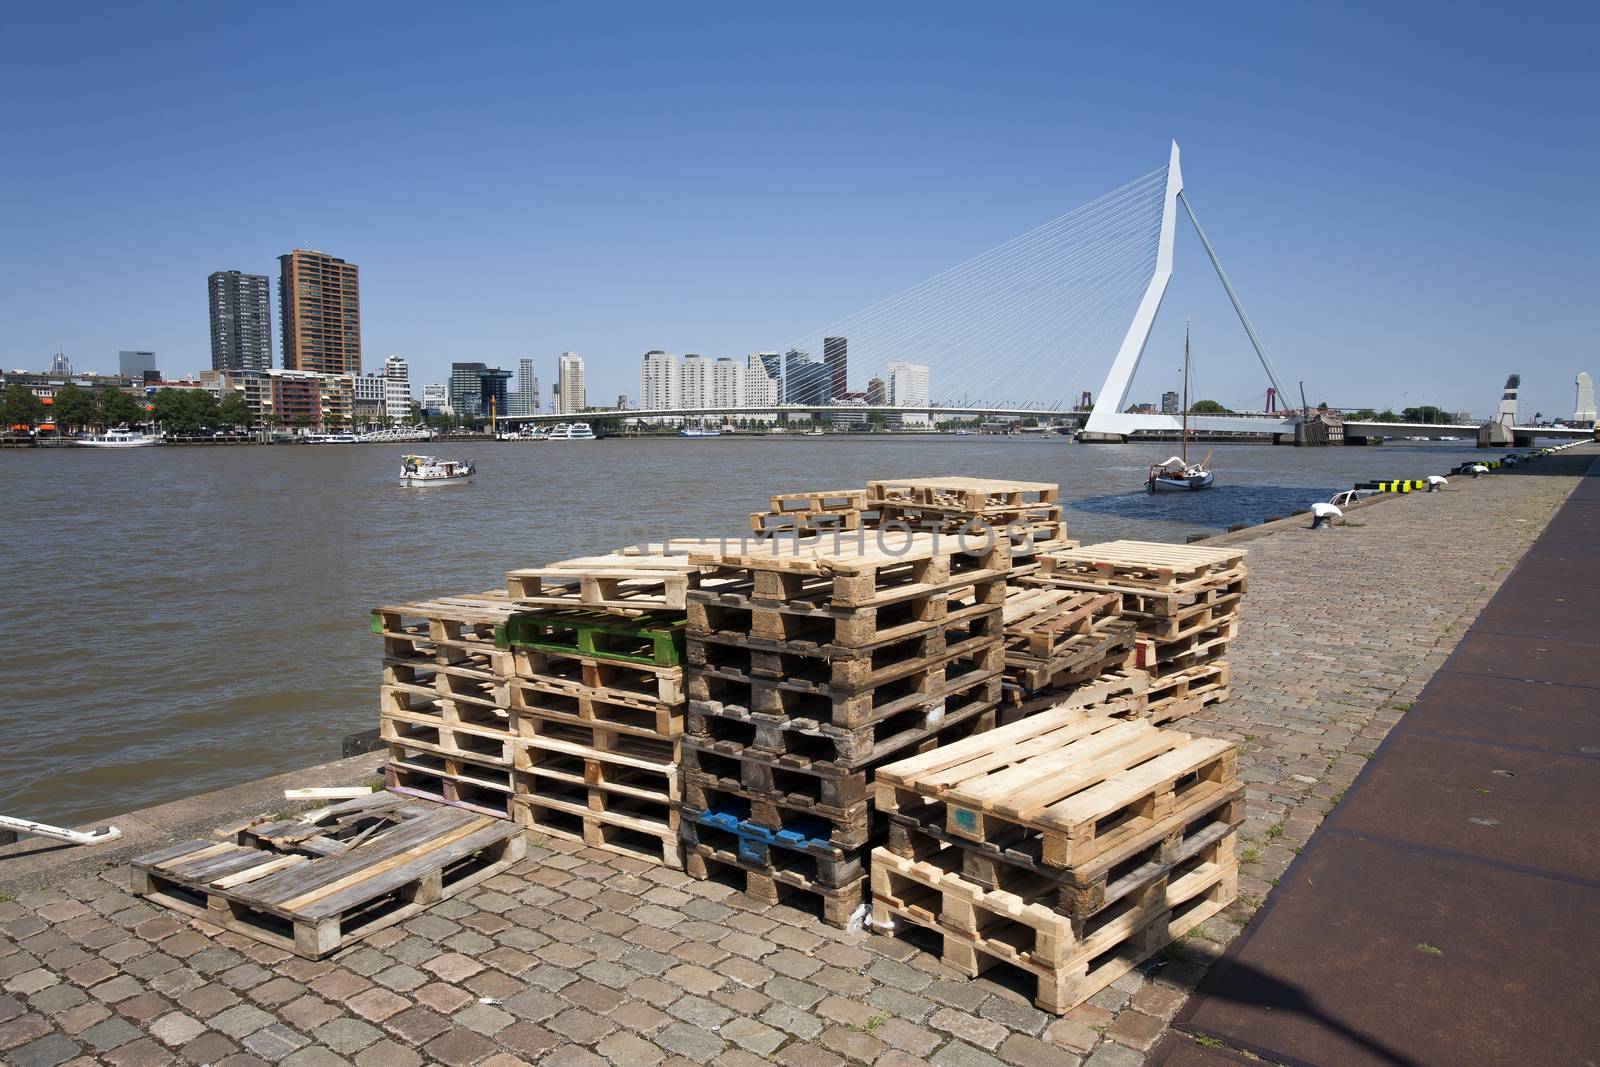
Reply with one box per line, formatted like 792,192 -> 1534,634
1310,502 -> 1342,529
1427,475 -> 1448,492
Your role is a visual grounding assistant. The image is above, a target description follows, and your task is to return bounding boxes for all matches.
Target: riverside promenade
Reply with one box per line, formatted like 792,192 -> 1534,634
0,447 -> 1592,1067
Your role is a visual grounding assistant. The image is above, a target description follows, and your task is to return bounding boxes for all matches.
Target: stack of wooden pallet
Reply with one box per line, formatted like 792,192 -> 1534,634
1025,541 -> 1245,723
867,476 -> 1071,567
373,594 -> 521,818
498,550 -> 712,867
750,489 -> 871,538
870,708 -> 1241,1012
999,586 -> 1139,718
679,531 -> 1010,926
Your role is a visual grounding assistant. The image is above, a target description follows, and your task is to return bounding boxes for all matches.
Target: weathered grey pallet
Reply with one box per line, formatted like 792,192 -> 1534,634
131,795 -> 525,959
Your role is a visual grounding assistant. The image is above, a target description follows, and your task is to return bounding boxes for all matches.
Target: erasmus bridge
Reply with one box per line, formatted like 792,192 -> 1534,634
503,143 -> 1585,444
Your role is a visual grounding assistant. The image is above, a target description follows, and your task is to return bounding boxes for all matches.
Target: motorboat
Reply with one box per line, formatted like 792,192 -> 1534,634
71,429 -> 159,448
801,427 -> 825,436
306,432 -> 360,444
678,426 -> 722,438
400,454 -> 475,486
1147,323 -> 1215,492
546,422 -> 596,441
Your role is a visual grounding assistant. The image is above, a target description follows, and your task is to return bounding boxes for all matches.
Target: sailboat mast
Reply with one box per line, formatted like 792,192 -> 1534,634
1181,321 -> 1190,464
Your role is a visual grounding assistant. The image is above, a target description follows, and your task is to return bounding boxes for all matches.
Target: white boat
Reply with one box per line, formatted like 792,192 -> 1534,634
306,432 -> 360,444
71,429 -> 160,448
400,454 -> 475,487
546,422 -> 596,441
359,427 -> 433,443
801,428 -> 825,437
1147,323 -> 1215,492
678,426 -> 722,438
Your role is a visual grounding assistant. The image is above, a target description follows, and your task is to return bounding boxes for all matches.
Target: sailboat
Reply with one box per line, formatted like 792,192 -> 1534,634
1148,323 -> 1216,492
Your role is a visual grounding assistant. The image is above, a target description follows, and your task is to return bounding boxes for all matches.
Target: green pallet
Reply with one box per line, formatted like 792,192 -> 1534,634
496,609 -> 686,667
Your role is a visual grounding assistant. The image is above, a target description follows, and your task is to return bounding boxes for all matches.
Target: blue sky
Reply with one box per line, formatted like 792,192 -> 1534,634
2,2 -> 1595,419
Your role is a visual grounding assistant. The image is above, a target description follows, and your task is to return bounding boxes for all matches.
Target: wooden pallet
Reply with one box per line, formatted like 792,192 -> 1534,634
885,783 -> 1242,917
1033,542 -> 1247,615
1139,663 -> 1232,724
510,646 -> 685,706
381,712 -> 514,767
1119,590 -> 1244,640
868,477 -> 1060,512
682,691 -> 999,786
870,844 -> 1235,1012
506,553 -> 725,613
680,819 -> 861,886
685,843 -> 867,929
496,609 -> 686,667
688,663 -> 1005,767
132,794 -> 524,959
686,534 -> 1010,610
515,731 -> 678,805
513,795 -> 682,870
385,747 -> 515,819
751,510 -> 863,537
689,637 -> 1005,729
1132,620 -> 1236,671
874,709 -> 1237,870
688,582 -> 1006,650
770,489 -> 870,514
371,596 -> 518,673
1003,588 -> 1121,652
511,688 -> 682,742
515,710 -> 678,766
681,776 -> 873,851
1000,669 -> 1150,722
1005,616 -> 1137,691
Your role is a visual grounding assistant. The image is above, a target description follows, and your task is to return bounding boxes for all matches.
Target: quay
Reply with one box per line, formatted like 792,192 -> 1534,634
0,446 -> 1592,1067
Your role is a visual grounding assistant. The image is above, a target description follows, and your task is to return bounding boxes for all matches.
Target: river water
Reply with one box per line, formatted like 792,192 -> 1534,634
1,435 -> 1491,825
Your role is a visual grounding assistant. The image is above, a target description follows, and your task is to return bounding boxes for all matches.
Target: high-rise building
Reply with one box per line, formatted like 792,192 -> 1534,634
384,356 -> 412,422
510,358 -> 539,417
269,371 -> 322,429
712,357 -> 741,409
884,361 -> 930,408
119,350 -> 159,378
639,351 -> 677,411
824,337 -> 847,400
450,362 -> 486,418
557,353 -> 585,414
208,271 -> 273,371
745,353 -> 780,408
784,349 -> 831,406
279,249 -> 361,376
480,368 -> 512,418
680,354 -> 709,410
422,383 -> 450,415
1161,390 -> 1180,415
48,351 -> 72,375
865,377 -> 887,405
354,374 -> 387,426
1574,372 -> 1597,424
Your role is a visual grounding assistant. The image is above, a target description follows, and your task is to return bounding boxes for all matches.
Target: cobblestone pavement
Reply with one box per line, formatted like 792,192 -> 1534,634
1,457 -> 1587,1067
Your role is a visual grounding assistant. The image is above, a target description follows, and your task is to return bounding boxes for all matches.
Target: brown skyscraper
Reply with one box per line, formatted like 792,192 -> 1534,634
279,249 -> 362,375
823,336 -> 847,399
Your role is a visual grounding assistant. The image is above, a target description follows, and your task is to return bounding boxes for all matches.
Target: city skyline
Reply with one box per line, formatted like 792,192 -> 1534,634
1,5 -> 1595,419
